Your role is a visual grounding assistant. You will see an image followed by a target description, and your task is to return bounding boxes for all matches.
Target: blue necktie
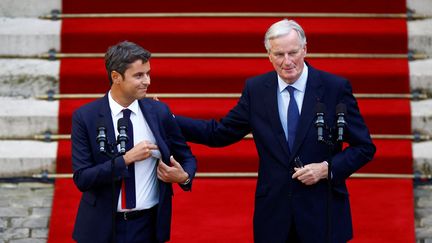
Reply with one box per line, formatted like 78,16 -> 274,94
287,86 -> 299,152
122,109 -> 136,209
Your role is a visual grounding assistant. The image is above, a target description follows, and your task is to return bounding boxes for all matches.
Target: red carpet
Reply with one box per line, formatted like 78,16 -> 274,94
61,18 -> 407,54
48,178 -> 415,243
49,0 -> 415,242
63,0 -> 406,14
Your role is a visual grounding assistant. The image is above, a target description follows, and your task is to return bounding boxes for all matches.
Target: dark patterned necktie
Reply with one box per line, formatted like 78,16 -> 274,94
121,109 -> 136,209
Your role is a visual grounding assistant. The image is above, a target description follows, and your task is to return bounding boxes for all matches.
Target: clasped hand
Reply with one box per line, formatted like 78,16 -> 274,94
292,162 -> 328,185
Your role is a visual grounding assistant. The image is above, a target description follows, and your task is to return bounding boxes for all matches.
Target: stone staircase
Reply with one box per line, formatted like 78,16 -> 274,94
0,0 -> 432,242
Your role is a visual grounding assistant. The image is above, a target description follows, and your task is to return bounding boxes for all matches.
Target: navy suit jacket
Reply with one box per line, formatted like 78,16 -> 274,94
71,94 -> 196,243
176,64 -> 375,242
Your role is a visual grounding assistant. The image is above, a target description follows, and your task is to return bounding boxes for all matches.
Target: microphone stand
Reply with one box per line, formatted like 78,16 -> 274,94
99,142 -> 120,243
319,126 -> 342,243
98,120 -> 129,243
315,103 -> 346,243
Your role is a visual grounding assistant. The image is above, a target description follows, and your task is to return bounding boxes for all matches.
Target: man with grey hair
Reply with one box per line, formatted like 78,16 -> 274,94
176,19 -> 375,242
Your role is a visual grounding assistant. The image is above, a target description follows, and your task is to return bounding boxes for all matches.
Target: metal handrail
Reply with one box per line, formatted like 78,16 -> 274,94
35,92 -> 429,100
31,171 -> 432,180
38,12 -> 432,20
1,52 -> 428,60
0,133 -> 429,141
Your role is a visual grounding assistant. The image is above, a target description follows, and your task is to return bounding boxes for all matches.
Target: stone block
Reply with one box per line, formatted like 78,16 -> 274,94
10,196 -> 47,208
0,228 -> 29,240
417,197 -> 432,208
0,208 -> 28,217
0,59 -> 59,98
410,59 -> 432,95
31,208 -> 51,217
0,18 -> 60,56
413,141 -> 432,173
31,228 -> 48,238
416,208 -> 432,216
408,0 -> 432,15
9,239 -> 45,243
0,141 -> 57,177
409,19 -> 432,56
42,197 -> 53,207
11,217 -> 48,228
0,98 -> 58,137
0,199 -> 8,207
421,216 -> 432,227
0,218 -> 7,228
0,0 -> 60,18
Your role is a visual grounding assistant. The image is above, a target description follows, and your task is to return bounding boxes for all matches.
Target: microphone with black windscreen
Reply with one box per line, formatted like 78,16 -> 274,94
117,118 -> 128,155
336,103 -> 347,142
315,102 -> 326,142
96,121 -> 107,153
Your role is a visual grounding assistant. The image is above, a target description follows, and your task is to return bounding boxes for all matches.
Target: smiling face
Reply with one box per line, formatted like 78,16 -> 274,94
268,30 -> 307,84
110,59 -> 151,107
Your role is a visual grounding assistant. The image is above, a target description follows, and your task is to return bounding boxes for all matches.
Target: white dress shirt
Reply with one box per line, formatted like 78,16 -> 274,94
108,92 -> 160,211
277,63 -> 308,142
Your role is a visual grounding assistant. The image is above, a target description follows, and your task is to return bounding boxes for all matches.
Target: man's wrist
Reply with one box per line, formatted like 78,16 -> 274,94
123,153 -> 133,166
322,161 -> 332,179
181,173 -> 190,185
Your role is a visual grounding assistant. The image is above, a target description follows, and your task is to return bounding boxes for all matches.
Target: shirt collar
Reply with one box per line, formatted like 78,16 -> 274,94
278,62 -> 308,93
108,91 -> 139,117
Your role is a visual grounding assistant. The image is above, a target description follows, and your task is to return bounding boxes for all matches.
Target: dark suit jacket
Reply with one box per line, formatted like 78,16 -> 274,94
176,64 -> 375,242
71,94 -> 196,243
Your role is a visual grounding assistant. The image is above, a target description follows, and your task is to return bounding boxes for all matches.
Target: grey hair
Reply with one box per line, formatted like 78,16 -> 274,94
264,19 -> 307,52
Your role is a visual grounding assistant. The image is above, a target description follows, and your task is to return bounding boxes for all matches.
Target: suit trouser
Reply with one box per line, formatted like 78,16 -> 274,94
115,206 -> 159,243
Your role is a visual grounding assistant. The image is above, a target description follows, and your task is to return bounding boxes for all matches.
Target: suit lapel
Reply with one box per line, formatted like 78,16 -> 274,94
99,94 -> 117,154
138,99 -> 169,160
290,65 -> 324,158
262,72 -> 291,162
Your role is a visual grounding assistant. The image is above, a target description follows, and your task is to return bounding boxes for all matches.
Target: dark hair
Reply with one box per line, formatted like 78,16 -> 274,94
105,41 -> 151,85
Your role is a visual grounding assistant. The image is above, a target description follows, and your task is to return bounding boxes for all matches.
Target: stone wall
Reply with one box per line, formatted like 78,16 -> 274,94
0,182 -> 53,243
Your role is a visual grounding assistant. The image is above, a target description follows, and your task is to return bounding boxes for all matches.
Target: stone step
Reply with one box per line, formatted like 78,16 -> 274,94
0,16 -> 431,96
0,97 -> 58,137
408,0 -> 432,16
408,19 -> 432,57
0,96 -> 432,138
0,141 -> 57,177
413,141 -> 432,175
1,0 -> 431,18
412,99 -> 432,136
0,0 -> 60,18
0,139 -> 431,177
0,96 -> 431,138
0,59 -> 59,98
0,58 -> 431,97
410,59 -> 432,95
1,15 -> 432,57
0,18 -> 60,56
